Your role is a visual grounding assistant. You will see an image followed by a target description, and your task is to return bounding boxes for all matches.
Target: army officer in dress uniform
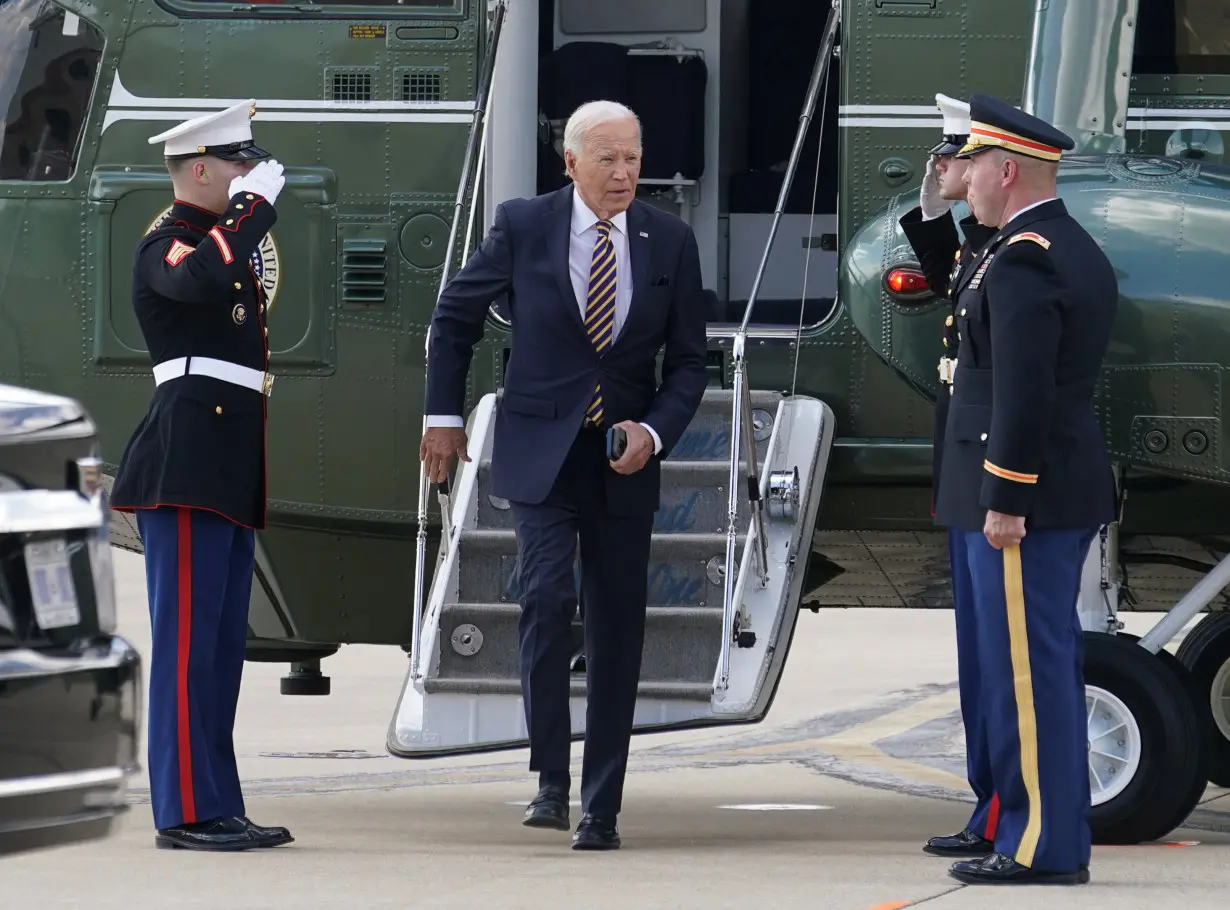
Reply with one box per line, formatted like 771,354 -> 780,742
933,93 -> 1118,886
110,100 -> 292,852
898,93 -> 1001,863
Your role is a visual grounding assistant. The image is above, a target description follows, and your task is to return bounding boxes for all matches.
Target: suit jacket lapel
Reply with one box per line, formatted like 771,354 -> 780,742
613,202 -> 652,347
548,186 -> 587,334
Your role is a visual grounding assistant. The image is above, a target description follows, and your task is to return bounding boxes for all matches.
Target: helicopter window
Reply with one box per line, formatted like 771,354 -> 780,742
1134,0 -> 1230,75
0,0 -> 103,182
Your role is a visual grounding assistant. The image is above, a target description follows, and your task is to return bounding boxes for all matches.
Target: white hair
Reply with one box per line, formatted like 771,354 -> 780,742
562,100 -> 641,156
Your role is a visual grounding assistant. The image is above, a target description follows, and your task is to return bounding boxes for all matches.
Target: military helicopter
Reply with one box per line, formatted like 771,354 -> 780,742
3,0 -> 1229,846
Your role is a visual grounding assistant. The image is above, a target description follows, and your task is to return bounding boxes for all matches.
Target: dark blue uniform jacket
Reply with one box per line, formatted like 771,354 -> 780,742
932,198 -> 1119,532
110,193 -> 276,529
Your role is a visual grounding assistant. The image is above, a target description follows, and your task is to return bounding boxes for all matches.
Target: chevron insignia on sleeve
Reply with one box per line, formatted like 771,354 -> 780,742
164,239 -> 195,266
1007,231 -> 1051,249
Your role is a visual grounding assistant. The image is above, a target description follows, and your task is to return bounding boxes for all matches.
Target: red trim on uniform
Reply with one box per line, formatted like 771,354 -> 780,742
984,793 -> 1000,839
216,195 -> 265,234
254,265 -> 270,528
175,507 -> 197,823
174,199 -> 220,217
209,227 -> 234,264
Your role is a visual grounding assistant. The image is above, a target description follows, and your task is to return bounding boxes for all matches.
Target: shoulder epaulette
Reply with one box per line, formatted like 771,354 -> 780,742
1007,231 -> 1051,250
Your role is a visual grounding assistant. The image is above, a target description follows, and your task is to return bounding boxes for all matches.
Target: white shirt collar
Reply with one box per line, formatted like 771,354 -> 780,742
1004,196 -> 1058,226
571,186 -> 628,236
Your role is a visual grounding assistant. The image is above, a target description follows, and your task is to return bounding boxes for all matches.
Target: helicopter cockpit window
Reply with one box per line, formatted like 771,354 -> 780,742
1134,0 -> 1230,75
0,0 -> 103,182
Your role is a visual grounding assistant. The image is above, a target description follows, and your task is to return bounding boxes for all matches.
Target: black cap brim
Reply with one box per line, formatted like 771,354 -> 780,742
212,142 -> 271,162
928,140 -> 963,156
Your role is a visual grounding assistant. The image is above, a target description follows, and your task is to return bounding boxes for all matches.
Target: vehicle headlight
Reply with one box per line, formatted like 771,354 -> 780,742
88,516 -> 117,634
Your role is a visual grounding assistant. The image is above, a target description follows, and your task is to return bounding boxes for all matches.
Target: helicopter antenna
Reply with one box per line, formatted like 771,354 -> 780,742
717,0 -> 840,690
409,0 -> 508,682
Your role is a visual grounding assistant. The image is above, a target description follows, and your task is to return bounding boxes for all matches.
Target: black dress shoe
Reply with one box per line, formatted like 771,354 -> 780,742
155,817 -> 260,851
522,785 -> 570,830
571,814 -> 620,851
234,816 -> 294,847
949,852 -> 1090,885
922,827 -> 994,857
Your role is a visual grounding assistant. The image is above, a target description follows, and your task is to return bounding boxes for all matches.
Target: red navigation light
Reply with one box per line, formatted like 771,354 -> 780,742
885,267 -> 930,296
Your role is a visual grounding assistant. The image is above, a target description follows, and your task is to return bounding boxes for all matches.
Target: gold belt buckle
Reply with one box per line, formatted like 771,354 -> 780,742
262,372 -> 275,397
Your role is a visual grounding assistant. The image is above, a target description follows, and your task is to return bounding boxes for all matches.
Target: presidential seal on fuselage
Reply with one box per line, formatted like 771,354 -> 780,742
145,204 -> 280,311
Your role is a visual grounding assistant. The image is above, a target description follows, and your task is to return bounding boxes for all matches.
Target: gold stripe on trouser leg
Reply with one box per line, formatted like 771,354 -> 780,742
1003,543 -> 1042,867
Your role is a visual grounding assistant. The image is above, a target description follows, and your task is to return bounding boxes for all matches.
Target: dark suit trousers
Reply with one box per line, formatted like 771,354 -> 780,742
509,427 -> 654,819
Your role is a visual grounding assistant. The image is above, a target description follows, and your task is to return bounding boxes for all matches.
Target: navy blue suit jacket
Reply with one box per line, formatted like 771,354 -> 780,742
424,184 -> 709,515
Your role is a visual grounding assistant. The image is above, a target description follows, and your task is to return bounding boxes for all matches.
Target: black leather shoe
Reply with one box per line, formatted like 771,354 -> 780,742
522,786 -> 570,830
155,817 -> 260,851
949,852 -> 1090,885
571,814 -> 620,851
922,827 -> 994,857
234,816 -> 294,847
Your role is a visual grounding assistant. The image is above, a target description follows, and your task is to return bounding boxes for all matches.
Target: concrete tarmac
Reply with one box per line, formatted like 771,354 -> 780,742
8,549 -> 1230,909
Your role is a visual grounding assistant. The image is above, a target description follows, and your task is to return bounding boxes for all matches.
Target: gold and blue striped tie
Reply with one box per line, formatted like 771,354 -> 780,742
583,219 -> 617,427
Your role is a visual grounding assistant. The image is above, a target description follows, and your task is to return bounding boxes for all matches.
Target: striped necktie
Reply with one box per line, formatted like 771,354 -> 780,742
583,219 -> 617,427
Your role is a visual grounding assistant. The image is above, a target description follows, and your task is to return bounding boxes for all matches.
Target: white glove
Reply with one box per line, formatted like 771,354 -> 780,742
229,159 -> 285,206
919,156 -> 954,221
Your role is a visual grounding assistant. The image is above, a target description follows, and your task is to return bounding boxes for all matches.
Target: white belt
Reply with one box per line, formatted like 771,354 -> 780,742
153,356 -> 274,396
937,357 -> 957,385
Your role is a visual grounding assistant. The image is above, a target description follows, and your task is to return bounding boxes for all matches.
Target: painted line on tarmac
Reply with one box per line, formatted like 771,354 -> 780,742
862,890 -> 965,910
716,803 -> 832,811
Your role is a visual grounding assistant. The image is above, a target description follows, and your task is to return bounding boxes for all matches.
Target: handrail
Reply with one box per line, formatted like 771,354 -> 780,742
409,0 -> 508,682
717,0 -> 840,691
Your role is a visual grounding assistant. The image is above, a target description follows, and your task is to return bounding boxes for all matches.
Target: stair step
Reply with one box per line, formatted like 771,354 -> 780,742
674,388 -> 784,447
436,602 -> 722,683
456,529 -> 733,608
474,460 -> 753,533
423,676 -> 714,701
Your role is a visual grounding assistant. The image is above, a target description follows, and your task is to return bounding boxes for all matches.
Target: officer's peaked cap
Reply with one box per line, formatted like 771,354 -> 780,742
929,93 -> 970,157
149,99 -> 271,162
956,93 -> 1075,162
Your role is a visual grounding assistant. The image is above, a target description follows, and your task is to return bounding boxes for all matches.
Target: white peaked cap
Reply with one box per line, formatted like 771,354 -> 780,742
147,99 -> 270,160
936,93 -> 971,137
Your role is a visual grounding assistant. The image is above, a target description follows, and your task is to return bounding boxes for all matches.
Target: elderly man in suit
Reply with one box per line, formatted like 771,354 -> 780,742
419,99 -> 709,851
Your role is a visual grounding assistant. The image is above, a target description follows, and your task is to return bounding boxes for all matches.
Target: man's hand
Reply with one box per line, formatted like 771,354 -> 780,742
609,420 -> 654,475
920,156 -> 954,221
420,427 -> 470,484
983,510 -> 1026,550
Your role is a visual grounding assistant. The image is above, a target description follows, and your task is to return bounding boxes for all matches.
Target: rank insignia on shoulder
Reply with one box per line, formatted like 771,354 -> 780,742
1007,231 -> 1051,250
164,239 -> 195,266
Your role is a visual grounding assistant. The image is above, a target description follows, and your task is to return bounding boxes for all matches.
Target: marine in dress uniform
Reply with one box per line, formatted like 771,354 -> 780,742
898,93 -> 1002,861
933,94 -> 1118,885
109,100 -> 293,852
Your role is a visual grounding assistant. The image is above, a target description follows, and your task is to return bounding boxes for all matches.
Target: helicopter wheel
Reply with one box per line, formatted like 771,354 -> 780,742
1085,631 -> 1205,845
1175,613 -> 1230,787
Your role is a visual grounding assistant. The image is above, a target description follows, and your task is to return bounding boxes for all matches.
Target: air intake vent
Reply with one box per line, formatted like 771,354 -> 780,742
341,238 -> 387,304
398,71 -> 442,102
331,72 -> 372,102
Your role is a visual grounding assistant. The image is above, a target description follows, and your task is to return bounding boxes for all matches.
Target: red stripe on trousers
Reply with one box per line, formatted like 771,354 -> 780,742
985,793 -> 1000,839
176,508 -> 197,823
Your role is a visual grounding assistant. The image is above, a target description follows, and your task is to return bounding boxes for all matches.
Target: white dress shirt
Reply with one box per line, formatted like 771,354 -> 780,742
426,189 -> 662,454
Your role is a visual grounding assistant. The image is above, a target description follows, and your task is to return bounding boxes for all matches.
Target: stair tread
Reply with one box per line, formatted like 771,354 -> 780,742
424,677 -> 713,700
441,601 -> 723,616
458,528 -> 736,544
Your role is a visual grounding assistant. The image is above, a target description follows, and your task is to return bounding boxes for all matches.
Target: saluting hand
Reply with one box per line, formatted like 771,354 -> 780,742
609,420 -> 654,475
420,427 -> 470,485
984,510 -> 1026,550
